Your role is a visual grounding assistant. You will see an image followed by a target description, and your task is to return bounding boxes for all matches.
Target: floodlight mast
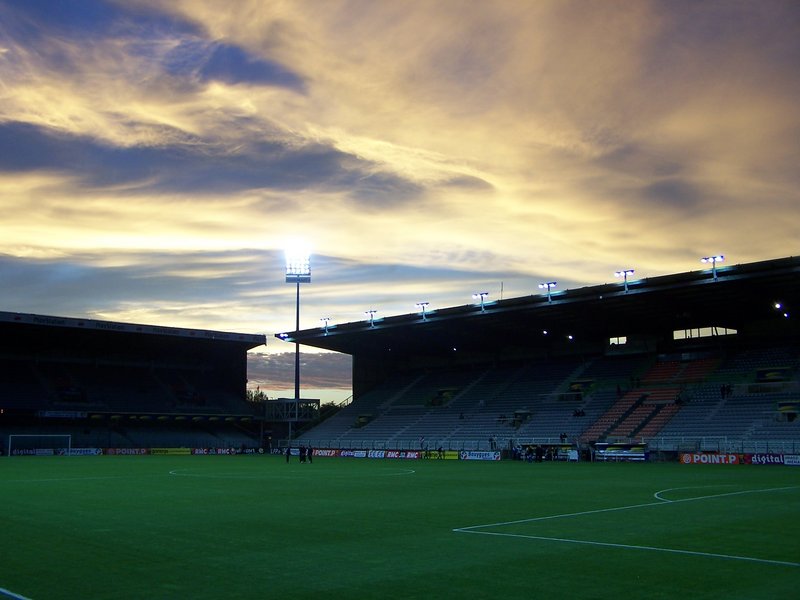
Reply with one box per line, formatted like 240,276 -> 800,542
701,255 -> 724,281
365,309 -> 378,327
416,302 -> 429,321
614,269 -> 635,293
320,317 -> 331,335
473,292 -> 488,312
539,281 -> 557,302
285,247 -> 311,406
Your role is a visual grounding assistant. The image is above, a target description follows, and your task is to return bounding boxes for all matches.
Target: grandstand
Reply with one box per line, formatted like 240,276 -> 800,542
282,256 -> 800,456
2,257 -> 798,459
0,312 -> 266,452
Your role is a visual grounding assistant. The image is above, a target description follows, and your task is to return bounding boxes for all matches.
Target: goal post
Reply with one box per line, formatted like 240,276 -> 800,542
8,434 -> 72,457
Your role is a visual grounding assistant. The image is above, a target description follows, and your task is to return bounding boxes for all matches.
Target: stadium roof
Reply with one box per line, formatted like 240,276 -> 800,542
0,311 -> 265,348
278,256 -> 800,359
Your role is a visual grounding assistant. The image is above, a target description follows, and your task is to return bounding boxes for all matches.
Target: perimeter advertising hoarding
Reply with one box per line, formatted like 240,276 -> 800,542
680,453 -> 800,466
459,451 -> 502,461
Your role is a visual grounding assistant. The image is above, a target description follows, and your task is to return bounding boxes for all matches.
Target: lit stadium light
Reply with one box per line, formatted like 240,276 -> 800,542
539,281 -> 557,302
320,317 -> 331,335
614,269 -> 635,293
701,255 -> 724,281
416,302 -> 429,321
284,242 -> 311,420
365,309 -> 378,328
473,292 -> 489,312
285,245 -> 311,283
773,301 -> 790,318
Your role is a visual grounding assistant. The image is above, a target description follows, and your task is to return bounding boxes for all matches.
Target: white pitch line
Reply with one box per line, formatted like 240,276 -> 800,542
457,529 -> 800,568
653,484 -> 736,503
454,485 -> 799,531
2,475 -> 139,484
0,587 -> 33,600
453,485 -> 800,567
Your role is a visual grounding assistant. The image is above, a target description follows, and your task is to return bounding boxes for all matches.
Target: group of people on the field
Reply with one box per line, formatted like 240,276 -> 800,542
285,445 -> 313,463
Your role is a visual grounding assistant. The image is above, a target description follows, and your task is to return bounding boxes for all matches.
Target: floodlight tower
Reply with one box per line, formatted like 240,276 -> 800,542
614,269 -> 635,293
473,292 -> 489,312
539,281 -> 557,302
320,317 -> 331,335
285,246 -> 311,403
701,255 -> 724,281
416,302 -> 429,321
365,309 -> 378,327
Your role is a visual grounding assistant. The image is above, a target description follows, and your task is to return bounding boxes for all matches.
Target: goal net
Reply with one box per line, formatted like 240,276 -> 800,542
8,434 -> 72,457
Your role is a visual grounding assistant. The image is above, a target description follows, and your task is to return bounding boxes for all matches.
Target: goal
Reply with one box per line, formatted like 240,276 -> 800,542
7,434 -> 72,457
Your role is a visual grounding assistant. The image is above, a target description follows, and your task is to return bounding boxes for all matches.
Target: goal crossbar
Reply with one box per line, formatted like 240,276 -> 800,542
7,434 -> 72,457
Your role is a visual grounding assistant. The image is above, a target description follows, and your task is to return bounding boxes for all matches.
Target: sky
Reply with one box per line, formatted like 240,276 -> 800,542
1,0 -> 799,401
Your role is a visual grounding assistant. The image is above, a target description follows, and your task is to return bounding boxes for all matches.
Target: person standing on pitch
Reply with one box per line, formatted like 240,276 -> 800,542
285,446 -> 291,463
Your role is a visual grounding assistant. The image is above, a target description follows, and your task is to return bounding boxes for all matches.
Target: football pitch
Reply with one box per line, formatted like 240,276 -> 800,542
1,456 -> 798,599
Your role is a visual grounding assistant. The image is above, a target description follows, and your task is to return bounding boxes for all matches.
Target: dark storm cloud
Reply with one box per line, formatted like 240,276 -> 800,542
0,250 -> 265,317
0,121 -> 422,201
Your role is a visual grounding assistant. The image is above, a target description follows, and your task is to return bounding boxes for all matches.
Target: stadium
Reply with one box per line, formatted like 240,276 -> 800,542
1,256 -> 799,599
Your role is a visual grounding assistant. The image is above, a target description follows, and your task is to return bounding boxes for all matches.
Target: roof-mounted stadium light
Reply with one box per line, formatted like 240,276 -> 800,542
320,317 -> 331,335
539,281 -> 557,303
416,302 -> 429,321
614,269 -> 635,293
365,309 -> 378,328
473,292 -> 489,312
701,255 -> 724,281
773,302 -> 789,319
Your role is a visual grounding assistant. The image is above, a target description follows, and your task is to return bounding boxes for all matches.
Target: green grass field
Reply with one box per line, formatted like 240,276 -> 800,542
1,456 -> 798,599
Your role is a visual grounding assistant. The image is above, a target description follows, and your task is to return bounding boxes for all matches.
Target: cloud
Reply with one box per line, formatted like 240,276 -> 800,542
0,0 -> 797,365
246,351 -> 352,391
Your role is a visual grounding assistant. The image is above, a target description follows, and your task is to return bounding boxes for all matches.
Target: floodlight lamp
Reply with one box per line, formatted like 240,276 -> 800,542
284,243 -> 311,283
539,281 -> 557,302
774,302 -> 782,309
615,269 -> 634,292
473,292 -> 489,312
701,254 -> 724,281
700,255 -> 724,264
416,302 -> 429,321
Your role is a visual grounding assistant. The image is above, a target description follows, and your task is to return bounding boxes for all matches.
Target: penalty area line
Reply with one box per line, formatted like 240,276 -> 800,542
452,485 -> 800,568
453,529 -> 800,568
455,485 -> 800,531
0,587 -> 33,600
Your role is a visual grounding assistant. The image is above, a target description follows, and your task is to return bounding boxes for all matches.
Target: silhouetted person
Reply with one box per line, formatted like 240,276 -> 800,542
285,446 -> 291,463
